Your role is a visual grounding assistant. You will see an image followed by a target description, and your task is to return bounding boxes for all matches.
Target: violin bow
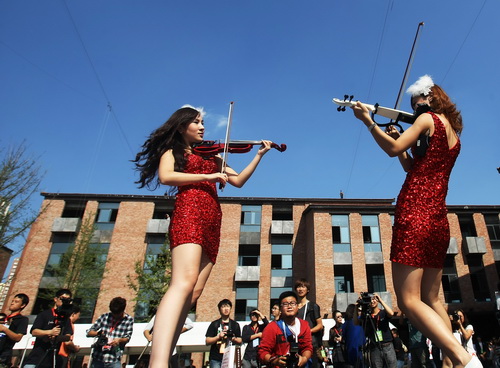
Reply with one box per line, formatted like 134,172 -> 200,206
378,21 -> 424,131
219,101 -> 234,190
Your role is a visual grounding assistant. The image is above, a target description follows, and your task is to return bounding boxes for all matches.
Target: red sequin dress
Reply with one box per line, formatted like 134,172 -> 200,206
168,154 -> 222,264
390,112 -> 460,268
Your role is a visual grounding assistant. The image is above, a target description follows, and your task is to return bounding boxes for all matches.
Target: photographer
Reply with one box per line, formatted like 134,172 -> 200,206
205,299 -> 242,368
23,289 -> 74,368
258,291 -> 313,368
242,309 -> 269,368
450,309 -> 475,356
87,297 -> 134,368
357,293 -> 397,368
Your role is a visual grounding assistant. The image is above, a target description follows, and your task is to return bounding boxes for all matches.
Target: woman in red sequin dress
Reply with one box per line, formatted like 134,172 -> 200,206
352,76 -> 480,368
134,105 -> 273,368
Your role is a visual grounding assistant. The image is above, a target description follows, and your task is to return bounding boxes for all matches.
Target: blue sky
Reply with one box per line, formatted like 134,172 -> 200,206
1,1 -> 499,255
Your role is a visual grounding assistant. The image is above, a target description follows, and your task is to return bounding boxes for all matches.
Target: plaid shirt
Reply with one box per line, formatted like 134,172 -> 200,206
87,312 -> 134,363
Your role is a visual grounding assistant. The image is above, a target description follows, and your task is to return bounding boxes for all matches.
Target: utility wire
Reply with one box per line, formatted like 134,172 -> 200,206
61,0 -> 134,156
441,0 -> 488,83
344,0 -> 393,197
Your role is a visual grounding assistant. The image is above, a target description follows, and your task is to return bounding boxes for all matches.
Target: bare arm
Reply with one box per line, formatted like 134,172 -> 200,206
32,326 -> 61,338
385,126 -> 413,172
223,141 -> 272,188
352,102 -> 433,157
0,325 -> 24,342
374,293 -> 394,317
158,150 -> 228,187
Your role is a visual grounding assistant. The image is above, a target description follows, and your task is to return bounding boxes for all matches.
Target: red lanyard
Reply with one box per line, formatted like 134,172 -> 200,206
6,312 -> 21,321
109,316 -> 123,334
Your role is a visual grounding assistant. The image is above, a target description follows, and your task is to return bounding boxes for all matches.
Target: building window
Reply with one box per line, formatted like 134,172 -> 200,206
272,205 -> 293,220
43,234 -> 76,277
332,215 -> 350,252
95,202 -> 120,230
61,201 -> 85,218
334,265 -> 354,293
467,254 -> 490,302
271,244 -> 292,269
134,234 -> 170,321
362,215 -> 382,252
152,205 -> 173,220
442,255 -> 461,303
366,264 -> 386,292
458,214 -> 477,238
271,242 -> 293,299
485,214 -> 500,250
36,234 -> 110,322
235,282 -> 259,321
241,205 -> 262,232
238,244 -> 260,266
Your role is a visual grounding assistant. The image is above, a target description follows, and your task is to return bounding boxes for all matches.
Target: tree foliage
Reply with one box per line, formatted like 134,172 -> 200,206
127,240 -> 172,321
0,142 -> 44,251
38,215 -> 109,320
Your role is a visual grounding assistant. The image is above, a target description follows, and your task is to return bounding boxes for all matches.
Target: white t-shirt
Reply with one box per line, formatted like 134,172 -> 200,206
453,325 -> 475,355
145,316 -> 194,355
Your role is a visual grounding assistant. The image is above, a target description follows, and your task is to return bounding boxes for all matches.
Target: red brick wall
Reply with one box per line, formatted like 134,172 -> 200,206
93,201 -> 153,320
350,213 -> 368,293
4,199 -> 65,314
313,212 -> 334,317
258,205 -> 272,316
196,203 -> 241,322
474,213 -> 499,297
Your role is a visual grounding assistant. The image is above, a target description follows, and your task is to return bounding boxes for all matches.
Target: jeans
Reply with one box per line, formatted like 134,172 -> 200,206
370,342 -> 398,368
210,359 -> 222,368
91,360 -> 122,368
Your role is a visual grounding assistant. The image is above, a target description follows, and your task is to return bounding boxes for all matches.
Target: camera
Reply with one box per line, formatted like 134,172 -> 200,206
92,331 -> 109,351
451,312 -> 460,322
359,292 -> 374,305
224,329 -> 235,340
55,297 -> 73,322
285,335 -> 299,368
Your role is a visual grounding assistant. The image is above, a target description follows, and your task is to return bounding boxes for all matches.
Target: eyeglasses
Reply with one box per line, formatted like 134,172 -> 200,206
280,302 -> 297,307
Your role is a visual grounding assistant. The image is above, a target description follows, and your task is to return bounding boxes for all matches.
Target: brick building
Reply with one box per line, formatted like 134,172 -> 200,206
4,192 -> 500,365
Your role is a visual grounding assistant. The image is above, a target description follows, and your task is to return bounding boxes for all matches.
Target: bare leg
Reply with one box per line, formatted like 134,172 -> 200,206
168,254 -> 215,360
149,243 -> 212,368
391,262 -> 472,368
420,268 -> 453,368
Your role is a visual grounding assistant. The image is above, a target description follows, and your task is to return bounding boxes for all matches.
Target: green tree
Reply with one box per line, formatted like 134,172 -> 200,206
38,215 -> 109,321
0,142 -> 44,254
127,240 -> 172,321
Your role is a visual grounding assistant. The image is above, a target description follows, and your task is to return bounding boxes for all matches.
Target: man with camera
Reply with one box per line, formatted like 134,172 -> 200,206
357,293 -> 397,368
205,299 -> 242,368
23,289 -> 74,368
0,293 -> 29,368
242,309 -> 269,368
258,291 -> 313,368
87,297 -> 134,368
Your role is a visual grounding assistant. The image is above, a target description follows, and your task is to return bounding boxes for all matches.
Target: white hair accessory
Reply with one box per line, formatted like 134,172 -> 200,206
181,104 -> 206,118
406,75 -> 434,97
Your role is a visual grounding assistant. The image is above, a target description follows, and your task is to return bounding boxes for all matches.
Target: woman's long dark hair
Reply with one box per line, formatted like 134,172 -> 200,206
133,107 -> 200,190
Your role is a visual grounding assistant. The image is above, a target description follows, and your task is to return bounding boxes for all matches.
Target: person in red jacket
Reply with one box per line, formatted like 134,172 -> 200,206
258,291 -> 313,368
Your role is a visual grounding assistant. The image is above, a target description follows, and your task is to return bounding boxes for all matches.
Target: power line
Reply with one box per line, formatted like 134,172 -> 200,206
61,0 -> 134,156
441,0 -> 488,83
344,0 -> 393,197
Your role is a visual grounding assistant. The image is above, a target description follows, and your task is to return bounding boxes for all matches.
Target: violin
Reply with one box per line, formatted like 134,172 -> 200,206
193,140 -> 287,156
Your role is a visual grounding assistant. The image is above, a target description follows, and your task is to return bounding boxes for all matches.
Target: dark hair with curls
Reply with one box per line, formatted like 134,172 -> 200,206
412,84 -> 463,135
133,107 -> 201,190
